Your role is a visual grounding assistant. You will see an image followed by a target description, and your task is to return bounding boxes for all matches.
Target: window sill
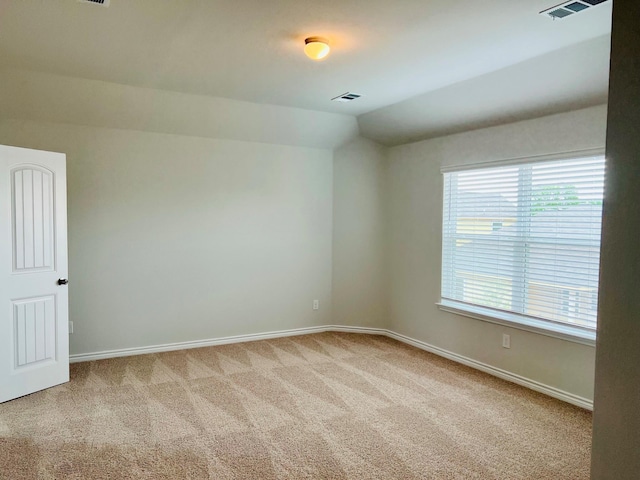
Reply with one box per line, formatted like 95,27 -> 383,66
437,300 -> 596,346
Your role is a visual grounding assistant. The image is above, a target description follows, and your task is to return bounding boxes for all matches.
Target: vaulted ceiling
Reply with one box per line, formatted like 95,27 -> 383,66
0,0 -> 612,145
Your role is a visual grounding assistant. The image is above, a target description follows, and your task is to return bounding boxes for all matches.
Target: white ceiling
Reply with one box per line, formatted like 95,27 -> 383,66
360,34 -> 611,146
0,0 -> 612,142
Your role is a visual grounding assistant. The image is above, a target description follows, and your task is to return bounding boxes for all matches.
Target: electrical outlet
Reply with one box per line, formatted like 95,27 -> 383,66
502,333 -> 511,349
313,300 -> 319,310
69,321 -> 74,334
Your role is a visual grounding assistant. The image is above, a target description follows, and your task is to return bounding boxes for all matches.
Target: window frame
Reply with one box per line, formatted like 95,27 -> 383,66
438,148 -> 604,346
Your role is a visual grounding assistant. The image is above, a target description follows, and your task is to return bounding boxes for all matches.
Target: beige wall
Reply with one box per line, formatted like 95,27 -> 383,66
591,2 -> 640,477
332,137 -> 388,328
387,105 -> 607,401
0,120 -> 333,355
0,67 -> 610,407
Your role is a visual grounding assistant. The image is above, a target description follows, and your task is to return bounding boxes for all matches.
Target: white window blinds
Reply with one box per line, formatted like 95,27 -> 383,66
442,155 -> 605,331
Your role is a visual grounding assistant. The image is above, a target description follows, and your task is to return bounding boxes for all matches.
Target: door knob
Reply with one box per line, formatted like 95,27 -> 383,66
57,278 -> 69,286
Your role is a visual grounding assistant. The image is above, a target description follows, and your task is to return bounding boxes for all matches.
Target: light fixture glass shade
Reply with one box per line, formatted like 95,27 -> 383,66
304,37 -> 330,60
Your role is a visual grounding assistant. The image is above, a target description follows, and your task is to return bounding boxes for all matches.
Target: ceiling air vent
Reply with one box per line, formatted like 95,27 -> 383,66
331,92 -> 362,103
78,0 -> 110,6
540,0 -> 609,19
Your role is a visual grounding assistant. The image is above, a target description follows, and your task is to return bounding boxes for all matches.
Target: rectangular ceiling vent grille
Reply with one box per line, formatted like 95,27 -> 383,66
540,0 -> 609,19
331,92 -> 362,103
78,0 -> 110,6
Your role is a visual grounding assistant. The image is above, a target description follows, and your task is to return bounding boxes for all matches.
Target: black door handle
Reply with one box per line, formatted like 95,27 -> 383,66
57,278 -> 69,286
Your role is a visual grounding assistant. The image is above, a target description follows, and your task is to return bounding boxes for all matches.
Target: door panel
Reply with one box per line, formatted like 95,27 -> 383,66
13,296 -> 56,368
1,145 -> 68,403
12,167 -> 55,272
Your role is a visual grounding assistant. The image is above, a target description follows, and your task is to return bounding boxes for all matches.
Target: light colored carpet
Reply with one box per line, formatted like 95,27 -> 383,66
0,332 -> 591,479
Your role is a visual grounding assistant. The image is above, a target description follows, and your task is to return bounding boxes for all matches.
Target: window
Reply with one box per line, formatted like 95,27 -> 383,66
440,154 -> 605,340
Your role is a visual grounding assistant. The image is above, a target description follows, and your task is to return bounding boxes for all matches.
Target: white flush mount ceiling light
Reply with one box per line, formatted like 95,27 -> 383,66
304,37 -> 330,61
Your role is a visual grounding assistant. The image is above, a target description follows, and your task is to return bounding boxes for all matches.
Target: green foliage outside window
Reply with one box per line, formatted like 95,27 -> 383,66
531,184 -> 602,214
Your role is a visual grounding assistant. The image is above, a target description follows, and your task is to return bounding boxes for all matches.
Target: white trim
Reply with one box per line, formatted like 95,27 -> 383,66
385,330 -> 593,411
440,147 -> 605,173
69,325 -> 386,363
437,300 -> 596,346
324,325 -> 388,335
69,324 -> 592,411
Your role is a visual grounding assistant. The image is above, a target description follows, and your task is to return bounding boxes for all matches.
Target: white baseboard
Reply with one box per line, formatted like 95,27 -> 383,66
69,324 -> 593,411
385,330 -> 593,411
69,325 -> 387,363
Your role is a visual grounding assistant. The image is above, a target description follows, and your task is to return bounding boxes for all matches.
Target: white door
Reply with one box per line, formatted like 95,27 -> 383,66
0,145 -> 69,403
